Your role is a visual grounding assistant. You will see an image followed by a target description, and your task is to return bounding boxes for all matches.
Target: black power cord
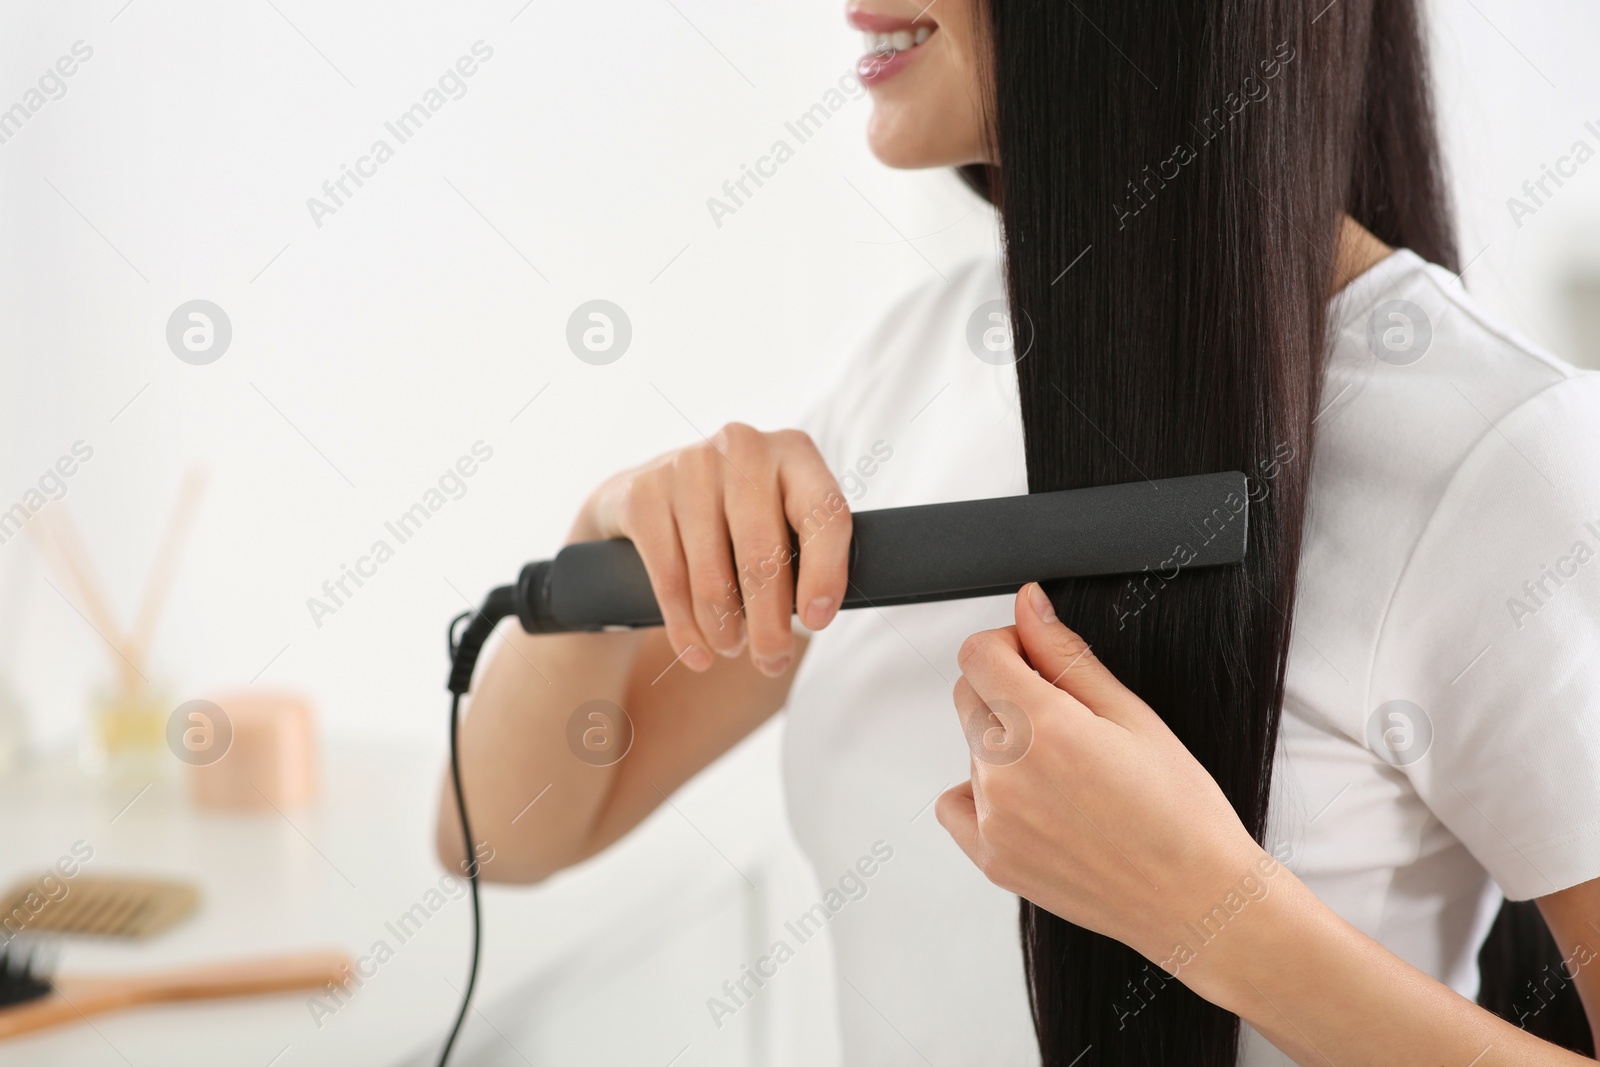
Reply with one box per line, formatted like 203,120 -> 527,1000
438,585 -> 516,1067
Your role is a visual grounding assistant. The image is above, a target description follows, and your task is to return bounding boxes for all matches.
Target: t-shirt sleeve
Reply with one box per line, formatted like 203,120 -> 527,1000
1371,372 -> 1600,900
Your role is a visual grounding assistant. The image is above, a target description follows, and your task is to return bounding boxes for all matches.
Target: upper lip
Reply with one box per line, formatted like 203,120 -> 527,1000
846,6 -> 938,32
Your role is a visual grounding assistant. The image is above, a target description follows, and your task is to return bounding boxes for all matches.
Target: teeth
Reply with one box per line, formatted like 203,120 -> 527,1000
864,25 -> 933,56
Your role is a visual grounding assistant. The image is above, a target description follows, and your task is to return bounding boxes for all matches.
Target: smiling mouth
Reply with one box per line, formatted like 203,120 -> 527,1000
863,26 -> 935,57
853,13 -> 939,85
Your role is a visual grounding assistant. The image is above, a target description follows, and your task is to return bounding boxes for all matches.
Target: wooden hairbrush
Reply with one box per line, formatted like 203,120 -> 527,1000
0,941 -> 353,1040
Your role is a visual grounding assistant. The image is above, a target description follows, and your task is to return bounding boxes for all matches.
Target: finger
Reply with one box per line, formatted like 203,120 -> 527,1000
670,448 -> 746,658
956,624 -> 1089,724
953,675 -> 1035,769
621,473 -> 713,671
776,430 -> 851,631
1013,583 -> 1147,728
718,424 -> 796,676
934,780 -> 982,861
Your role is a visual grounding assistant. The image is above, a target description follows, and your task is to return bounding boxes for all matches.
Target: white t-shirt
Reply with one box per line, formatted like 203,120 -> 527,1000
784,250 -> 1600,1067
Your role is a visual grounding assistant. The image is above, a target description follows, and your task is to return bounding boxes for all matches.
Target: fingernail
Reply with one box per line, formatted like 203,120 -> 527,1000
755,653 -> 792,677
1026,582 -> 1057,623
718,622 -> 748,657
684,645 -> 713,670
804,596 -> 835,629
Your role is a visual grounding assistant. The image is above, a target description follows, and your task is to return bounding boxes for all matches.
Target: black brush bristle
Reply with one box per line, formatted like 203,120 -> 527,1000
0,938 -> 54,1008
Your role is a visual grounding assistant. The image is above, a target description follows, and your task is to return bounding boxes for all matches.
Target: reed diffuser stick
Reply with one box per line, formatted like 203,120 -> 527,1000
28,509 -> 137,692
126,470 -> 206,678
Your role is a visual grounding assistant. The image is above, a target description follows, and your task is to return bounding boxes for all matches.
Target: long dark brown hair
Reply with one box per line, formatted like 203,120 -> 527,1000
957,0 -> 1591,1062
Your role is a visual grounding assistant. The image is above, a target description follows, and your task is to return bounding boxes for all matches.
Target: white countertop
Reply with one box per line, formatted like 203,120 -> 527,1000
0,725 -> 837,1067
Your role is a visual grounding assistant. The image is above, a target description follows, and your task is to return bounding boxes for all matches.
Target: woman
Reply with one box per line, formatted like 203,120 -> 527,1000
438,0 -> 1600,1063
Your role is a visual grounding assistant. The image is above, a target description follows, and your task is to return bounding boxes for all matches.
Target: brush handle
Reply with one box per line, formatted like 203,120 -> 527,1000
0,951 -> 352,1040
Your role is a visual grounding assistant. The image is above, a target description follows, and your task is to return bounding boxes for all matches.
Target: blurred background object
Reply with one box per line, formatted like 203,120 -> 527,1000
186,689 -> 318,809
0,873 -> 197,939
23,469 -> 202,781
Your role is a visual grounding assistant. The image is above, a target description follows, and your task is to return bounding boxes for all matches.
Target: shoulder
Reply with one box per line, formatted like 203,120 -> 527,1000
1321,249 -> 1578,434
1380,369 -> 1600,654
1297,248 -> 1600,734
1307,251 -> 1592,606
1348,264 -> 1600,898
1373,377 -> 1600,898
1336,252 -> 1600,599
1386,364 -> 1600,572
1334,251 -> 1600,665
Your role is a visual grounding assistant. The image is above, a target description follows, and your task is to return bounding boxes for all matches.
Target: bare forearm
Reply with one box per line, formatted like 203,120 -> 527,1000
1185,861 -> 1593,1066
436,619 -> 798,884
436,426 -> 850,883
436,624 -> 646,884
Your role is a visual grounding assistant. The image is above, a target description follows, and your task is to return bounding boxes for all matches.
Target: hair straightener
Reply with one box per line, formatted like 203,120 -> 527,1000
434,470 -> 1250,1065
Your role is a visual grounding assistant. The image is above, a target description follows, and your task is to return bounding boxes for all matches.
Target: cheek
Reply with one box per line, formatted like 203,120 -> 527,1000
864,36 -> 988,168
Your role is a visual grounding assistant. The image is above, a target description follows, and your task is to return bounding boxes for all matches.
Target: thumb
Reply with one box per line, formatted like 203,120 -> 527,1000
1014,582 -> 1137,722
935,780 -> 982,862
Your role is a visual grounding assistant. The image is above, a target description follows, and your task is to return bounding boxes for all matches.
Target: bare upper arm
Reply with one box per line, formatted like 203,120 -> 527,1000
1536,877 -> 1600,1051
571,627 -> 808,861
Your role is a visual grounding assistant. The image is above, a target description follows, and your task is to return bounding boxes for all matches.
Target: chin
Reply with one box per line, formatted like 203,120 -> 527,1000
865,107 -> 981,170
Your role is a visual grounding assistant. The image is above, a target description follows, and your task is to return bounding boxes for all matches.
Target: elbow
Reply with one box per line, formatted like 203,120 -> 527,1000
432,803 -> 570,887
432,812 -> 465,877
480,856 -> 559,887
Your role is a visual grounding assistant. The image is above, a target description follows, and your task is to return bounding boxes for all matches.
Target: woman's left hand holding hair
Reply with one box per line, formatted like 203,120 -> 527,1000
935,582 -> 1276,981
939,584 -> 1600,1066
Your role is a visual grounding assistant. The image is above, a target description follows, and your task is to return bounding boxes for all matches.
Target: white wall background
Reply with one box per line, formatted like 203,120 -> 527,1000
0,0 -> 1596,755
